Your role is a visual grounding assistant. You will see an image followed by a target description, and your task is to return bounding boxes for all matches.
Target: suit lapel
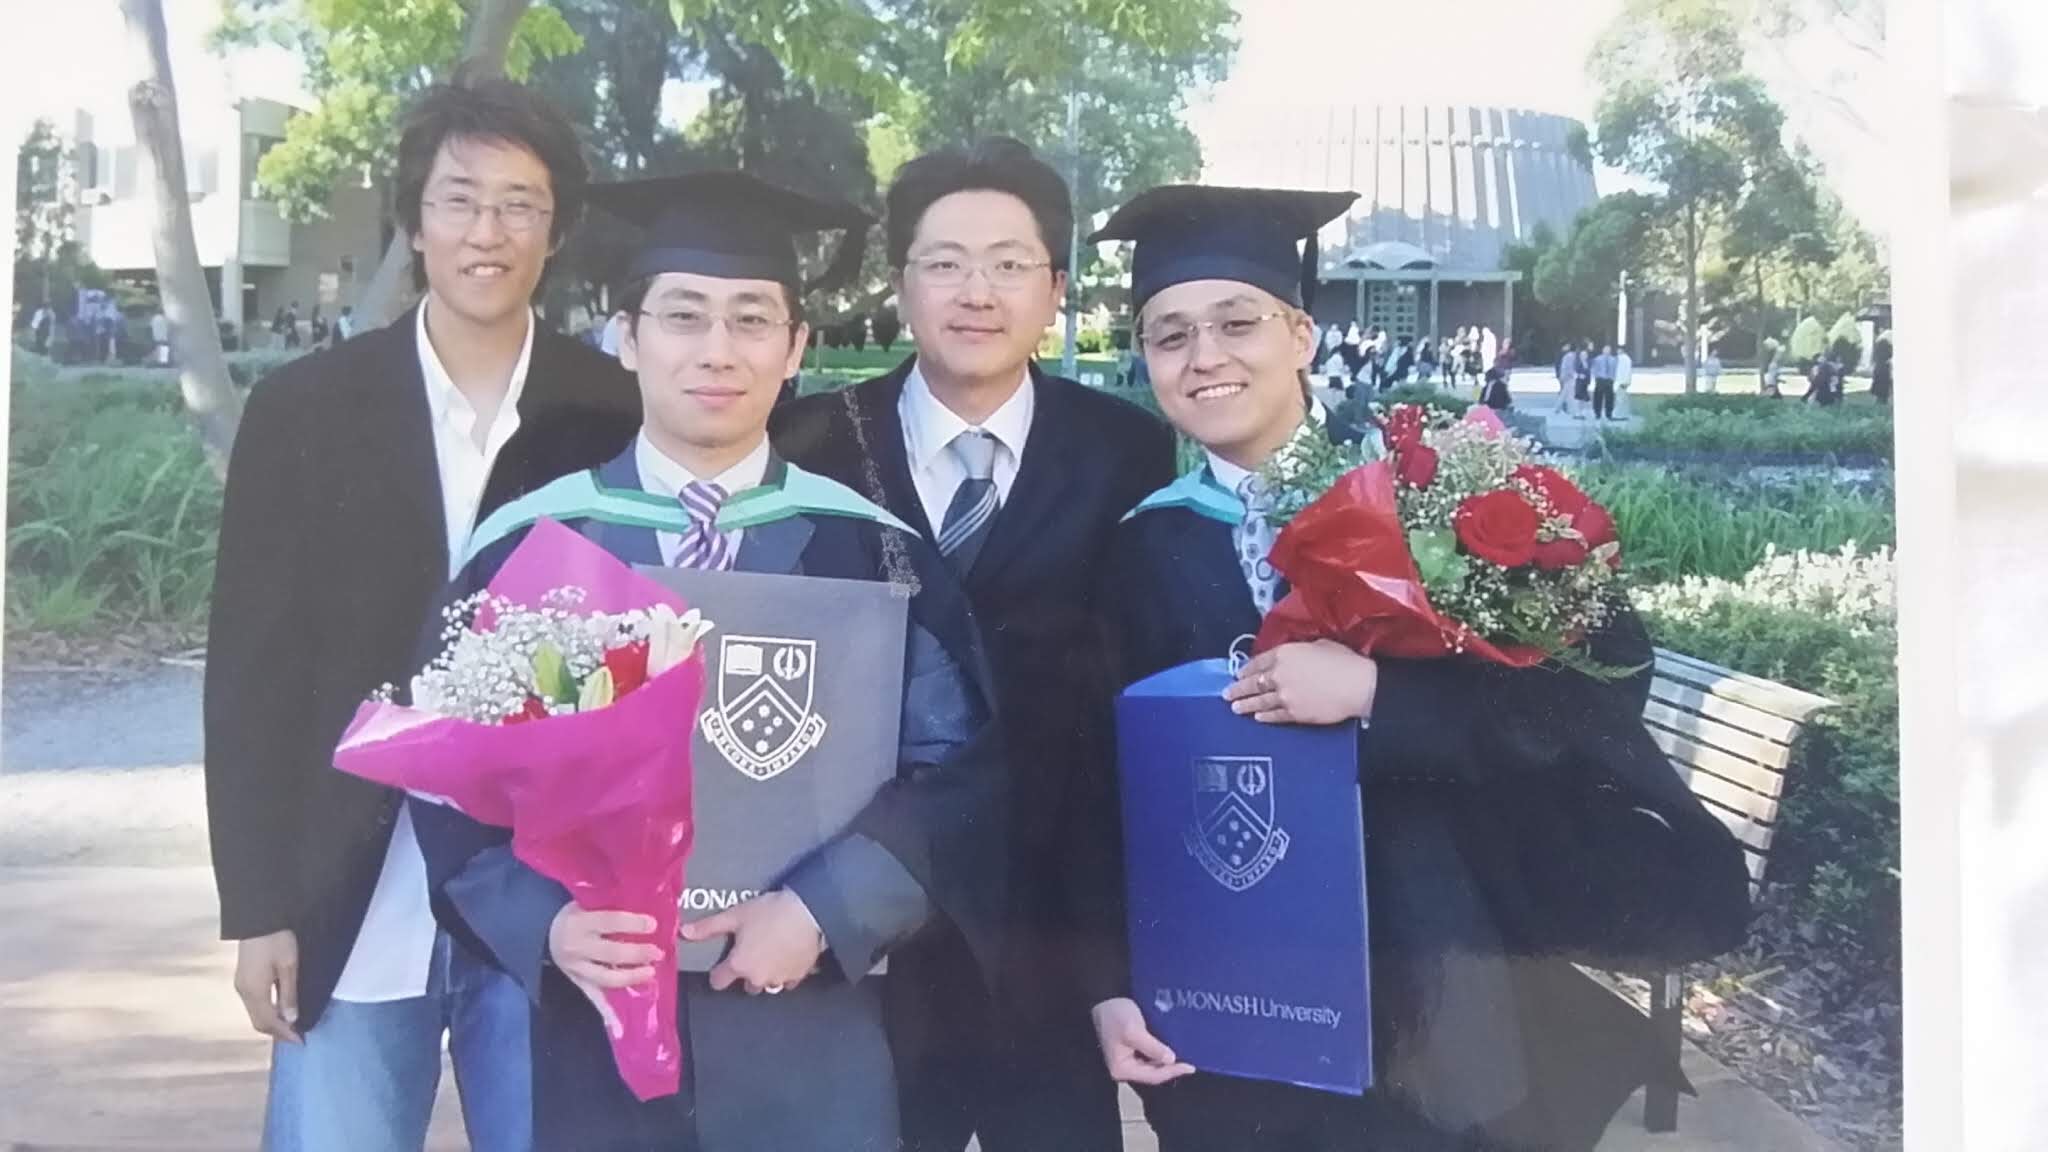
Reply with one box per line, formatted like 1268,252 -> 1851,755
585,449 -> 663,567
367,309 -> 450,581
734,514 -> 813,576
968,365 -> 1082,582
1165,507 -> 1262,642
480,325 -> 574,515
849,367 -> 934,541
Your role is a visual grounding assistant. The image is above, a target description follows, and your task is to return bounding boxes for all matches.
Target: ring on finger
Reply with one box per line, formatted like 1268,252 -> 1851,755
765,983 -> 785,995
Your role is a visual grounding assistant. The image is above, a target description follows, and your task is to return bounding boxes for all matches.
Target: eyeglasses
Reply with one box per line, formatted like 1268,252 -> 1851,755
637,309 -> 796,342
906,255 -> 1053,289
420,195 -> 554,234
1139,310 -> 1291,355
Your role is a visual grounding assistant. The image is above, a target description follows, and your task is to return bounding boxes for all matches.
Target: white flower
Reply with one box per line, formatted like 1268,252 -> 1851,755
1637,544 -> 1895,635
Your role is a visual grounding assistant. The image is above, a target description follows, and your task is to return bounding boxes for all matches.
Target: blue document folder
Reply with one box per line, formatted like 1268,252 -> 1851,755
1116,659 -> 1372,1094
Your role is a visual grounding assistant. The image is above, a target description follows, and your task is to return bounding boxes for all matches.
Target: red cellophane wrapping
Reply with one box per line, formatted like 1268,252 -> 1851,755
1252,460 -> 1548,668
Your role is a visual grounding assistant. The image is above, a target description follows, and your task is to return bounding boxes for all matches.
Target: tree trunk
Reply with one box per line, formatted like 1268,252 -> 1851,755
353,0 -> 535,330
1754,259 -> 1769,371
1683,202 -> 1700,395
119,0 -> 242,480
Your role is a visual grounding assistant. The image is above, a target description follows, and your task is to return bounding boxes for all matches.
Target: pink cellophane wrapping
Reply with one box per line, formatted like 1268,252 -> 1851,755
334,518 -> 702,1101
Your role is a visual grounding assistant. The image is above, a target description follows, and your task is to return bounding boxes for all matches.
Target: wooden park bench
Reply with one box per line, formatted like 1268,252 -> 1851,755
1629,647 -> 1835,1132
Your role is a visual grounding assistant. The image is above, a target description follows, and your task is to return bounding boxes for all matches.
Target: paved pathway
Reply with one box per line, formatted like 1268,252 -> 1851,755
0,661 -> 1834,1151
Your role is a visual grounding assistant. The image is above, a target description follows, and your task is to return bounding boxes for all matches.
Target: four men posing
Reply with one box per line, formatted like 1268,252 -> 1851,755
207,73 -> 1745,1152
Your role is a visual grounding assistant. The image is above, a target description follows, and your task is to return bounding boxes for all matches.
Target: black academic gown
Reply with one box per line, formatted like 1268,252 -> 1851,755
409,448 -> 1007,1152
1075,478 -> 1754,1152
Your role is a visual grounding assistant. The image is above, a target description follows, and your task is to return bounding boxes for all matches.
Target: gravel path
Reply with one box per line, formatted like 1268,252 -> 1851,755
0,664 -> 209,867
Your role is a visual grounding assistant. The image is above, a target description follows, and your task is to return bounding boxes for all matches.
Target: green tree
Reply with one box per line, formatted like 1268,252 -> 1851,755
1722,144 -> 1834,362
1591,0 -> 1793,392
675,0 -> 1237,317
1532,191 -> 1658,348
216,0 -> 584,324
14,118 -> 110,317
216,0 -> 581,221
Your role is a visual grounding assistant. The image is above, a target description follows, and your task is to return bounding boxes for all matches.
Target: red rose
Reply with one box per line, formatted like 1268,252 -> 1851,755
504,695 -> 549,725
1379,404 -> 1426,451
1454,489 -> 1542,568
604,639 -> 652,697
1531,533 -> 1591,570
1511,464 -> 1590,517
1394,443 -> 1439,488
1572,503 -> 1622,567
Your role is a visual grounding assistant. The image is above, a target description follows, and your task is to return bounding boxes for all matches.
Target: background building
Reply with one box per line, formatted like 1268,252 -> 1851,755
68,89 -> 384,346
1198,103 -> 1600,343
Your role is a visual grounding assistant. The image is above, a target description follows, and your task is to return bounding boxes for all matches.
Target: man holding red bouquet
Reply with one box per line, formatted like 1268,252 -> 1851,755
1071,184 -> 1753,1151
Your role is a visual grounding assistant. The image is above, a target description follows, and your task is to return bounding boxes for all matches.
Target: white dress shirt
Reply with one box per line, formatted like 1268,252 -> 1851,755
330,300 -> 533,1004
634,432 -> 772,566
898,362 -> 1034,534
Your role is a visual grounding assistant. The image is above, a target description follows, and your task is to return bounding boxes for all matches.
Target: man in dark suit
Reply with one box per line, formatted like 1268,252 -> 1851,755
203,76 -> 638,1152
772,138 -> 1177,1152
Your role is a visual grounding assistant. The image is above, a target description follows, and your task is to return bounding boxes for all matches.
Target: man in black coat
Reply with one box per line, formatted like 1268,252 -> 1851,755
1079,183 -> 1752,1152
203,76 -> 638,1151
772,138 -> 1176,1152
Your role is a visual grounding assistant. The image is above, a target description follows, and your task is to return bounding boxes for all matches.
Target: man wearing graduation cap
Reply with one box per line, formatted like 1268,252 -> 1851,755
408,170 -> 1007,1152
1073,185 -> 1753,1150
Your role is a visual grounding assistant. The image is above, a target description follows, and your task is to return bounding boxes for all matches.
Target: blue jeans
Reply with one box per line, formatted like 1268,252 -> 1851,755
263,932 -> 531,1152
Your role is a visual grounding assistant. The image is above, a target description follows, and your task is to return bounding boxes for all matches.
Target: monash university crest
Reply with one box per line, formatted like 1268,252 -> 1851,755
1186,756 -> 1289,891
699,635 -> 828,781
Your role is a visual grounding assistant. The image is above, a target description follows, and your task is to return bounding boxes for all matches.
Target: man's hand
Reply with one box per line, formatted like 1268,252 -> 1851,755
548,907 -> 661,1038
234,930 -> 303,1044
1092,998 -> 1195,1085
681,889 -> 825,995
1225,640 -> 1378,726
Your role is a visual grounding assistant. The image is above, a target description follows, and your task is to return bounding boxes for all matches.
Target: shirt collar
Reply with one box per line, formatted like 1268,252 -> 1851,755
635,431 -> 772,502
900,360 -> 1036,473
1203,399 -> 1328,498
416,297 -> 535,427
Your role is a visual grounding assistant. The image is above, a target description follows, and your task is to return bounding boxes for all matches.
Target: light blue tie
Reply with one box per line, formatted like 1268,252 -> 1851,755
1235,474 -> 1278,615
938,430 -> 1000,574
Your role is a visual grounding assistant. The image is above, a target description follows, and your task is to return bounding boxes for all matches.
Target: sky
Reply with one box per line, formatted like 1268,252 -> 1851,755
2,0 -> 1888,235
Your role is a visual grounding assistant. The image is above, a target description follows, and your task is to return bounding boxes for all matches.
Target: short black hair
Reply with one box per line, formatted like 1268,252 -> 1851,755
394,68 -> 590,291
614,275 -> 807,340
884,137 -> 1073,272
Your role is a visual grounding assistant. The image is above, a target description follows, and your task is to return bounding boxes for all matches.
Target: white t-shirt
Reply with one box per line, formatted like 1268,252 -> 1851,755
329,299 -> 532,1004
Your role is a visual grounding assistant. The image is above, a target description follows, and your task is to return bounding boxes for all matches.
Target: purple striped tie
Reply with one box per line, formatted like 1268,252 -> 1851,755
674,481 -> 735,571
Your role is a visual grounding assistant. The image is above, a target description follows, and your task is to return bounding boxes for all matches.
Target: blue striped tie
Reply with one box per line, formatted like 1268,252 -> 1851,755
938,430 -> 999,574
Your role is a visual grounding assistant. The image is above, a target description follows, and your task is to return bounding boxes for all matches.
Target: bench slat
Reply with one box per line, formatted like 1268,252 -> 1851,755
1648,676 -> 1803,745
1695,792 -> 1778,855
1652,650 -> 1833,722
1642,699 -> 1795,773
1650,728 -> 1791,802
1666,755 -> 1782,828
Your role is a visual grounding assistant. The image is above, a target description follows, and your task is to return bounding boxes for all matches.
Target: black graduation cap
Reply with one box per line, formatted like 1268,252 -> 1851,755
586,171 -> 872,295
1087,185 -> 1359,313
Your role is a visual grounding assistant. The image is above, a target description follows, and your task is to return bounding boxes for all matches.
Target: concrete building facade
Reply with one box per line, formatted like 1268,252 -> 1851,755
1198,104 -> 1601,344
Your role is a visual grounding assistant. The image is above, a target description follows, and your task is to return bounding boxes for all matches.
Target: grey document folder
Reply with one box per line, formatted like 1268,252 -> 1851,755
636,565 -> 908,971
